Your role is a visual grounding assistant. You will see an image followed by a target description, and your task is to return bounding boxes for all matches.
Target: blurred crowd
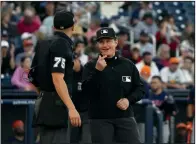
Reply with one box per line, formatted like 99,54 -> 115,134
1,1 -> 194,90
1,1 -> 195,143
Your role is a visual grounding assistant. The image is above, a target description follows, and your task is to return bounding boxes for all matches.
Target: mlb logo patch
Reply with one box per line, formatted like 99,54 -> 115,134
122,76 -> 131,82
101,29 -> 108,34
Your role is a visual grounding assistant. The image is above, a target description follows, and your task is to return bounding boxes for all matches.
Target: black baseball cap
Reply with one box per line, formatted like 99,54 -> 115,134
53,10 -> 75,30
96,27 -> 117,41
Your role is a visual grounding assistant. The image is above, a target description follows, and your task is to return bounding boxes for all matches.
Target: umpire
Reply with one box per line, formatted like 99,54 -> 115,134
29,10 -> 81,144
82,27 -> 145,144
70,41 -> 91,143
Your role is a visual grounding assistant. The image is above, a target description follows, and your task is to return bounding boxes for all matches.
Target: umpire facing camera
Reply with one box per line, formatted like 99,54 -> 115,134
82,27 -> 145,144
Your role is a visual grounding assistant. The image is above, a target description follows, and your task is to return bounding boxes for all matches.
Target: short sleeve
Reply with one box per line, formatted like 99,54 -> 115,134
160,68 -> 168,83
50,39 -> 69,73
178,69 -> 187,83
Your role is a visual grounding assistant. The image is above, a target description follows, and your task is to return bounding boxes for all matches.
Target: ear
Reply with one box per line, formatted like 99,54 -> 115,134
72,25 -> 75,31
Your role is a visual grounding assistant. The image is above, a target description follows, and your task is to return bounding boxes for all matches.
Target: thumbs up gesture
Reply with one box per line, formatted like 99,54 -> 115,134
95,55 -> 107,71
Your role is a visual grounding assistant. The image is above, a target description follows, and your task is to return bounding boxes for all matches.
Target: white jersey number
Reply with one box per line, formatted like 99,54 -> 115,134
53,57 -> 66,69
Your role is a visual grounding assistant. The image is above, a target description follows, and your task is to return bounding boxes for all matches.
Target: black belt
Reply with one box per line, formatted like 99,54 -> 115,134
39,90 -> 72,98
39,91 -> 56,97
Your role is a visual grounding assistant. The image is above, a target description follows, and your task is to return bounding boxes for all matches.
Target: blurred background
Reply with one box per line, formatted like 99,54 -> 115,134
1,1 -> 195,144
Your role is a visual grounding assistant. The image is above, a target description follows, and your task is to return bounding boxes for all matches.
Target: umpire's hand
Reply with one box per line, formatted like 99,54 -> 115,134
95,55 -> 107,71
117,98 -> 129,110
69,109 -> 81,127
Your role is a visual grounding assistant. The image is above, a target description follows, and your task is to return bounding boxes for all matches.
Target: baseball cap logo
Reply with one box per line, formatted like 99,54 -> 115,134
101,29 -> 108,34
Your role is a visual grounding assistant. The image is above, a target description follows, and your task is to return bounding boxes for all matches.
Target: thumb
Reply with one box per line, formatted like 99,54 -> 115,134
98,55 -> 102,60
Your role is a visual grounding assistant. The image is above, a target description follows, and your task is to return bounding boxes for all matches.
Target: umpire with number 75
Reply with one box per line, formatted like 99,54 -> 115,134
82,27 -> 145,144
29,10 -> 81,144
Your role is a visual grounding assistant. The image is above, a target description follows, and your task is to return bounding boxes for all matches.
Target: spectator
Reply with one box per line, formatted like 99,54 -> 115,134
85,36 -> 99,60
85,19 -> 100,42
15,39 -> 34,66
130,43 -> 142,64
131,2 -> 156,26
138,2 -> 156,20
180,56 -> 194,85
116,31 -> 131,60
41,2 -> 55,22
179,47 -> 194,68
87,2 -> 100,19
55,1 -> 72,12
155,20 -> 168,49
150,76 -> 177,143
180,32 -> 194,52
72,25 -> 87,45
155,20 -> 180,57
160,57 -> 186,89
17,7 -> 41,34
133,12 -> 158,41
136,31 -> 154,57
73,3 -> 92,30
166,15 -> 181,56
11,56 -> 34,91
140,65 -> 151,82
39,2 -> 55,38
131,2 -> 149,27
4,120 -> 25,144
1,11 -> 16,42
181,23 -> 194,41
153,44 -> 170,70
1,40 -> 15,76
1,2 -> 22,24
15,32 -> 33,56
167,15 -> 180,37
136,52 -> 159,82
73,40 -> 88,66
21,32 -> 33,41
1,29 -> 9,41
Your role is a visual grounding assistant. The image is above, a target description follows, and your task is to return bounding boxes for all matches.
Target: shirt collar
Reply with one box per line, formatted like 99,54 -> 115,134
54,31 -> 74,46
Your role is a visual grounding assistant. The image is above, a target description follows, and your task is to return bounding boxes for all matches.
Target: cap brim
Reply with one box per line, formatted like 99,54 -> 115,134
170,62 -> 179,64
96,36 -> 115,41
1,46 -> 8,48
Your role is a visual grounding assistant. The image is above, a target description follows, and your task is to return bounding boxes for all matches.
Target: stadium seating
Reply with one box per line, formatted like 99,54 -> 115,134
152,1 -> 195,31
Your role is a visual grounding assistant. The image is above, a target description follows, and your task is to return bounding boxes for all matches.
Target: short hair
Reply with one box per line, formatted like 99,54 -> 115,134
142,51 -> 152,57
151,76 -> 163,82
21,56 -> 30,63
74,40 -> 84,48
157,44 -> 170,58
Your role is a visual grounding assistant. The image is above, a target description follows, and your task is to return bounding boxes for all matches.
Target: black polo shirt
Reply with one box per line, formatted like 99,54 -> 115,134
35,31 -> 74,94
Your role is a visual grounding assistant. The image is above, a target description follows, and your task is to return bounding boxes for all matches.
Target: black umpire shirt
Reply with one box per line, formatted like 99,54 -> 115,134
72,63 -> 89,112
82,53 -> 145,119
31,31 -> 74,128
34,31 -> 74,94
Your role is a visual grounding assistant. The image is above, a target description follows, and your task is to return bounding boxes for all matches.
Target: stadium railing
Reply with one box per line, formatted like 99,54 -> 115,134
1,89 -> 190,144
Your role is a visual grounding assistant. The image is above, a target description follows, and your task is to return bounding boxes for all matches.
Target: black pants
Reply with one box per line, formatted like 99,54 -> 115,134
90,117 -> 141,144
39,127 -> 70,144
33,91 -> 68,127
70,111 -> 91,143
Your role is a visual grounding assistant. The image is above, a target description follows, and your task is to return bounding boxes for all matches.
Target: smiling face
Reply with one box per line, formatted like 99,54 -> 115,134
97,38 -> 118,58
